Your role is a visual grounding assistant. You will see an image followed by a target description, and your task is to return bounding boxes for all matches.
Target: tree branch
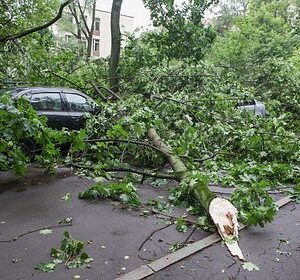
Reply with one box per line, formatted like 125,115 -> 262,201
77,2 -> 90,35
85,138 -> 165,154
0,0 -> 74,44
90,81 -> 108,102
70,162 -> 179,180
103,167 -> 179,180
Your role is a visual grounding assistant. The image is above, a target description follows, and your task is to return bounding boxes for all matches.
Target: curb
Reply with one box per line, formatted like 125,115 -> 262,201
115,196 -> 292,280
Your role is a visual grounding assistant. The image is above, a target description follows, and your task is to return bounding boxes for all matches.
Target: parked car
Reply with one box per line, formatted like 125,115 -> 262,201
7,87 -> 100,130
237,99 -> 266,117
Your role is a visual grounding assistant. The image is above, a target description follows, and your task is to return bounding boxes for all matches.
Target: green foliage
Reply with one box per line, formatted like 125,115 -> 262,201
168,242 -> 184,252
0,95 -> 65,174
36,231 -> 93,272
0,95 -> 90,175
170,171 -> 209,211
79,181 -> 141,206
231,180 -> 278,227
1,0 -> 300,230
147,199 -> 173,213
35,262 -> 57,272
143,0 -> 217,62
289,183 -> 300,203
175,217 -> 188,233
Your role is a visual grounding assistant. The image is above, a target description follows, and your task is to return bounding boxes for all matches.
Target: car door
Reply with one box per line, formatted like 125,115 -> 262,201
63,91 -> 95,130
28,91 -> 69,130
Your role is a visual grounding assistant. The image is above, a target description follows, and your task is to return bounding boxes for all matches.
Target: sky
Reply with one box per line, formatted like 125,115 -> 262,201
97,0 -> 190,30
97,0 -> 152,29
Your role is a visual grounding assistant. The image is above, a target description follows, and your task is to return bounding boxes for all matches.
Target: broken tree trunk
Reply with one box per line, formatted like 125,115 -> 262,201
148,128 -> 244,260
148,128 -> 215,211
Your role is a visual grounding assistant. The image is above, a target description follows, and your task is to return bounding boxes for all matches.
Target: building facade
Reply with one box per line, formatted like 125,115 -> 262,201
52,6 -> 134,58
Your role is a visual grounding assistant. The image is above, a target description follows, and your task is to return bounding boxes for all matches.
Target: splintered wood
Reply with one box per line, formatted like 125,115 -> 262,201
209,197 -> 245,260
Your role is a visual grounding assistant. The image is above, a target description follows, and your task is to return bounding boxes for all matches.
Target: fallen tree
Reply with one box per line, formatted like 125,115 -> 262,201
148,127 -> 244,260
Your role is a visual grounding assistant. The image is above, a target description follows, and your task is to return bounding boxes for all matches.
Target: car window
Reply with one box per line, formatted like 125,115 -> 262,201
30,93 -> 62,111
65,93 -> 94,112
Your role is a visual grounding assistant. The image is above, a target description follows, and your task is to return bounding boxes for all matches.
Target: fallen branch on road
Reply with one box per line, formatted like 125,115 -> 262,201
0,224 -> 73,243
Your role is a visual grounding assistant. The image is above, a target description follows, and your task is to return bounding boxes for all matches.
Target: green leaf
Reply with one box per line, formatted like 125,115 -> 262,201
61,193 -> 71,201
63,231 -> 70,238
242,262 -> 260,272
35,262 -> 57,272
39,229 -> 52,235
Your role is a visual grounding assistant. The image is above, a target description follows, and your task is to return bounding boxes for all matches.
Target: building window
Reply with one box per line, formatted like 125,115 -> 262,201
95,17 -> 100,31
93,17 -> 100,36
93,39 -> 100,52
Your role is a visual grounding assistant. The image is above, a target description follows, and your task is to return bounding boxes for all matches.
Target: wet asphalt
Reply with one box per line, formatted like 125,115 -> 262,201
0,167 -> 299,280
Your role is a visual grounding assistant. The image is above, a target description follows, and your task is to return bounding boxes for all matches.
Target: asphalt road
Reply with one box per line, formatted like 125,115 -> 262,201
0,167 -> 299,280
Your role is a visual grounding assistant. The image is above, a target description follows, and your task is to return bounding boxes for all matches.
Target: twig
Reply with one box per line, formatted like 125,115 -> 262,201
184,140 -> 233,163
0,224 -> 73,243
138,223 -> 173,251
111,200 -> 198,227
149,207 -> 197,225
183,227 -> 196,245
50,72 -> 87,93
97,85 -> 121,100
90,81 -> 108,102
85,138 -> 171,154
70,162 -> 179,181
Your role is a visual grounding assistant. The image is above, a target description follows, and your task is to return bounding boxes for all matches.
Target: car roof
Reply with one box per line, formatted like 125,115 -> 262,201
8,87 -> 87,98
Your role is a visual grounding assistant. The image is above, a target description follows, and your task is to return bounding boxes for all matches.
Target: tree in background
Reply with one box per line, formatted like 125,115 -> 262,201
109,0 -> 123,93
0,0 -> 73,43
61,0 -> 97,58
210,0 -> 250,34
143,0 -> 217,63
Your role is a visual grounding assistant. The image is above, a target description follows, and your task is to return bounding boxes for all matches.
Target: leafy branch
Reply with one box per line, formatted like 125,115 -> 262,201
0,0 -> 74,43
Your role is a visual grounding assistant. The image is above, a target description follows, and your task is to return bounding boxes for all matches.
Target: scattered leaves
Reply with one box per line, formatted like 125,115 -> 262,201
58,217 -> 73,224
242,262 -> 260,272
36,231 -> 93,272
175,217 -> 188,233
61,193 -> 71,201
39,229 -> 52,235
289,184 -> 300,203
79,181 -> 140,206
35,262 -> 57,272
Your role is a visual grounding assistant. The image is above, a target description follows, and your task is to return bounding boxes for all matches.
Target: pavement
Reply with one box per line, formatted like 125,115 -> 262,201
0,167 -> 299,280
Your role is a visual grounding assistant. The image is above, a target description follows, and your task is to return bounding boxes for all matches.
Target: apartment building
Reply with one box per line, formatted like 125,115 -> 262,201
52,5 -> 134,58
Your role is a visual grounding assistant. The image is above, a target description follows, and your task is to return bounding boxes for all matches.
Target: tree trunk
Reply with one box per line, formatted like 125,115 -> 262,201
87,0 -> 96,58
77,0 -> 96,59
109,0 -> 123,93
148,127 -> 244,260
148,128 -> 215,211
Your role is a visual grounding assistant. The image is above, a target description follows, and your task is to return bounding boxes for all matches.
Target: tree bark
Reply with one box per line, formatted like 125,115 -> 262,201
77,0 -> 96,59
148,128 -> 216,211
109,0 -> 123,93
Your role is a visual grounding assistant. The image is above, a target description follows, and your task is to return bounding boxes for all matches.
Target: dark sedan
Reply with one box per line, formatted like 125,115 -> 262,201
8,87 -> 100,130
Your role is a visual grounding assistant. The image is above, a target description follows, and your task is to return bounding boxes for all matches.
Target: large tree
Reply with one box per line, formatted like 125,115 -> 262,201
62,0 -> 97,58
109,0 -> 123,92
